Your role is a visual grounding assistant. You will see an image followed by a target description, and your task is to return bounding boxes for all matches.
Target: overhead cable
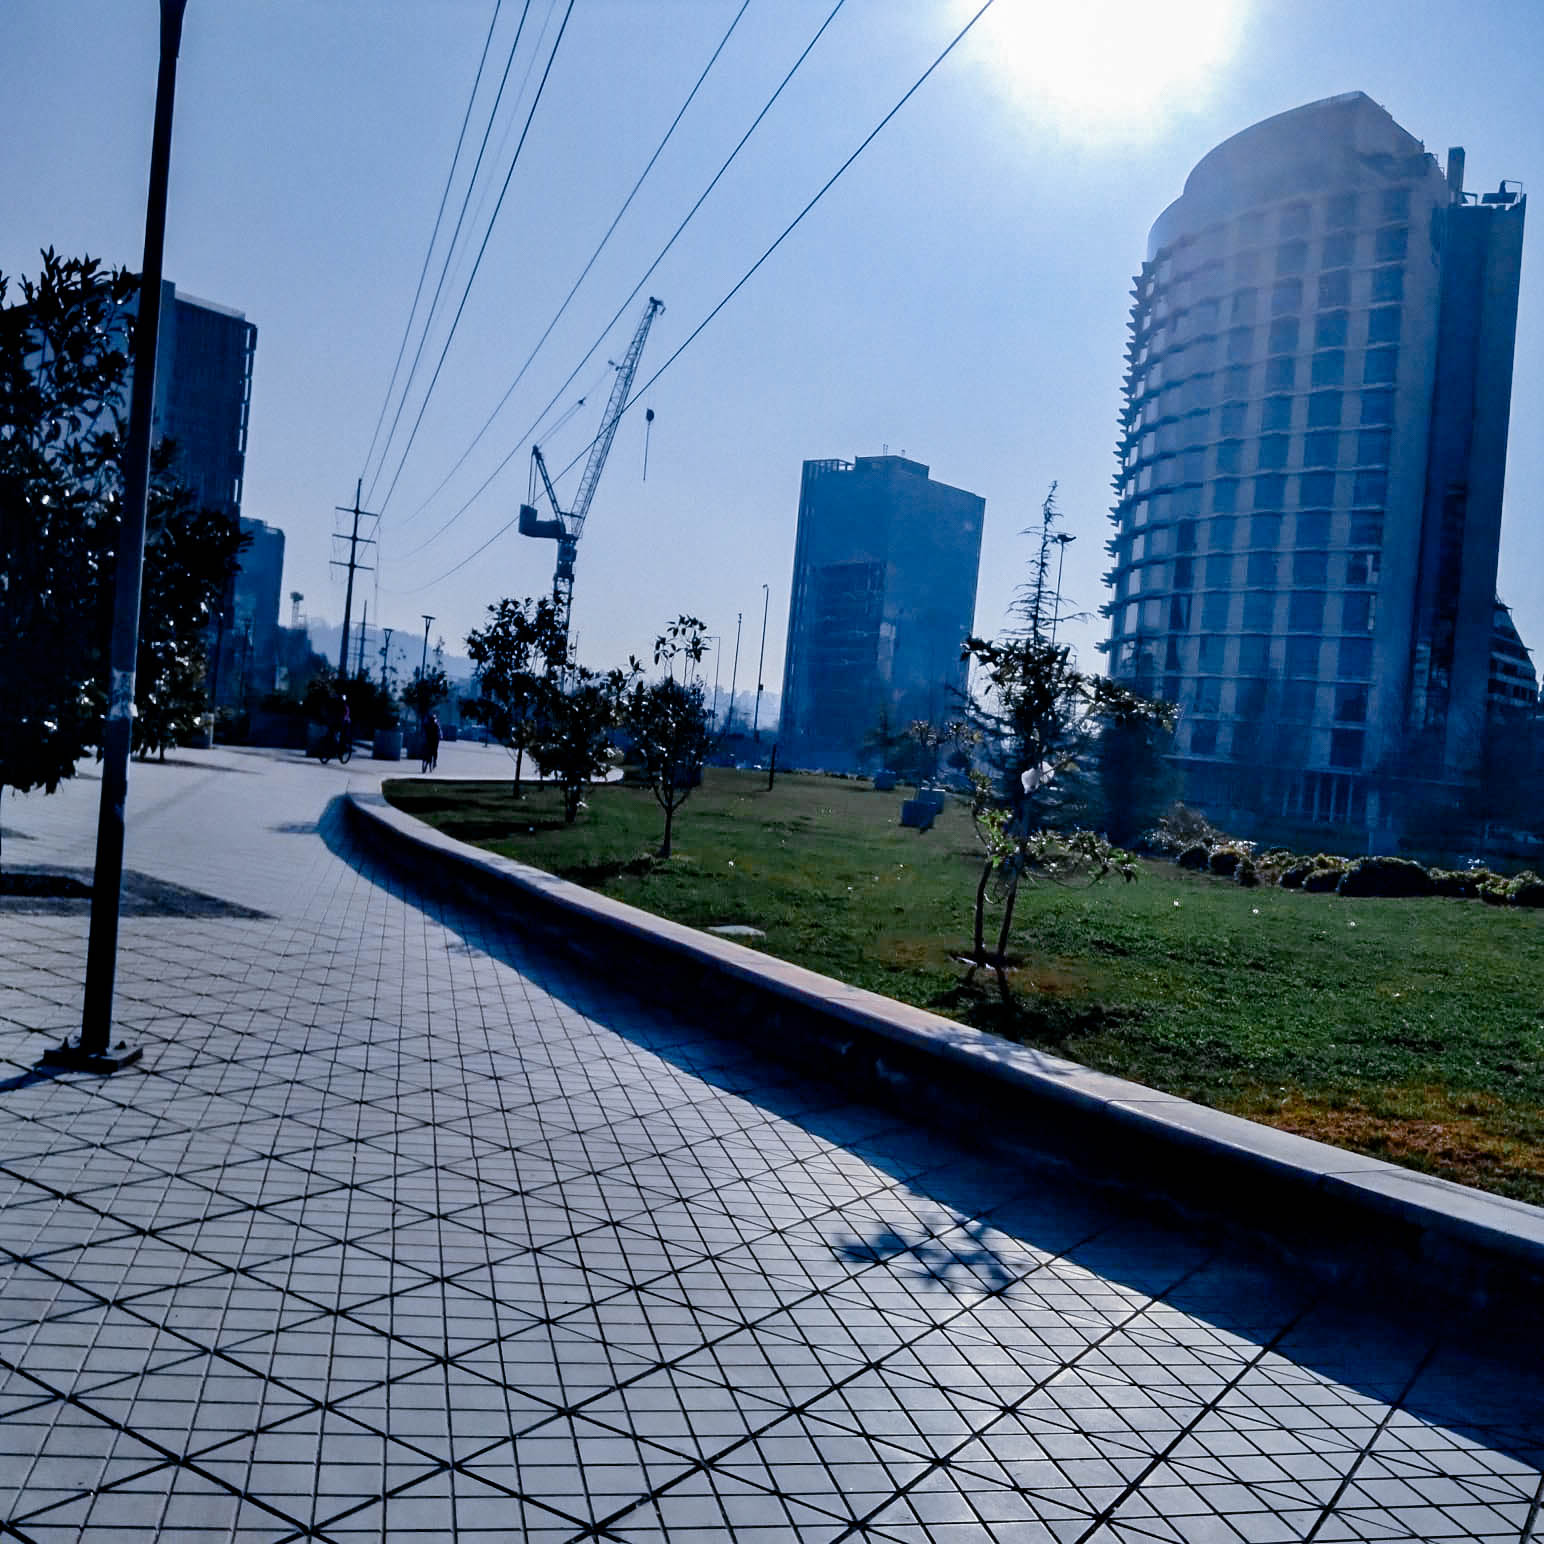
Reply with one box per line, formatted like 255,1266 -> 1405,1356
403,0 -> 997,594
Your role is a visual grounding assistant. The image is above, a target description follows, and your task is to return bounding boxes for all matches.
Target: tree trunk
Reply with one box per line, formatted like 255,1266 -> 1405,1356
659,793 -> 675,859
970,859 -> 992,969
994,877 -> 1020,1003
564,781 -> 580,823
513,745 -> 524,799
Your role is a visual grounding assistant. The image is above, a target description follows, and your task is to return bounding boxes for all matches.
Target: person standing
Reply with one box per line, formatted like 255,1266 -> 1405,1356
422,710 -> 441,774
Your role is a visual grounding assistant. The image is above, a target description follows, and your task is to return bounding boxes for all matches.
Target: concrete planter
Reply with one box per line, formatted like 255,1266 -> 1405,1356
872,769 -> 897,791
373,728 -> 403,761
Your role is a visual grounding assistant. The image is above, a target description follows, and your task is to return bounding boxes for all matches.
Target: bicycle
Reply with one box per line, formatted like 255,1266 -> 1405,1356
315,729 -> 353,766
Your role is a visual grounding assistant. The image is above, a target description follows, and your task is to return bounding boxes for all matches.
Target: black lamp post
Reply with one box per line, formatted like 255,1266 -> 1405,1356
1050,532 -> 1076,649
47,0 -> 190,1074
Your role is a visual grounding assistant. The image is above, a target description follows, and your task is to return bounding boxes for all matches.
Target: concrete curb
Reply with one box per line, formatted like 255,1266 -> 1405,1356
346,788 -> 1544,1308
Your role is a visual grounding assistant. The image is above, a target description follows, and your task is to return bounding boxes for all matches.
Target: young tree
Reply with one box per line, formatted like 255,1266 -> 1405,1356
534,665 -> 628,823
401,665 -> 449,728
463,595 -> 567,796
133,450 -> 248,760
622,615 -> 714,858
860,704 -> 906,773
0,252 -> 135,816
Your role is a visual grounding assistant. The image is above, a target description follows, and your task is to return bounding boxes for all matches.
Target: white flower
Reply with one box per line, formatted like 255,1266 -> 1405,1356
1172,899 -> 1181,907
1251,907 -> 1260,915
727,860 -> 734,867
1348,920 -> 1357,928
1021,760 -> 1058,795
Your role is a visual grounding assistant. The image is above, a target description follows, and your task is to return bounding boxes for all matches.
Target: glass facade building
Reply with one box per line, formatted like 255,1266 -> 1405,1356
1103,94 -> 1524,834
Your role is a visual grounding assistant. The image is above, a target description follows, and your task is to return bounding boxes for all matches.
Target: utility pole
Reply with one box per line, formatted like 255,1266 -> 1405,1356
752,583 -> 769,741
51,0 -> 189,1073
726,611 -> 742,739
356,600 -> 369,679
706,636 -> 721,732
332,477 -> 376,684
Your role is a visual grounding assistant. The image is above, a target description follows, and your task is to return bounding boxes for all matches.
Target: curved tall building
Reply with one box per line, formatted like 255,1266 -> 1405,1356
1102,93 -> 1525,835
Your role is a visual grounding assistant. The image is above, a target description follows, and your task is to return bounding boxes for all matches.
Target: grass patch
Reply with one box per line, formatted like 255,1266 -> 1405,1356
386,770 -> 1544,1206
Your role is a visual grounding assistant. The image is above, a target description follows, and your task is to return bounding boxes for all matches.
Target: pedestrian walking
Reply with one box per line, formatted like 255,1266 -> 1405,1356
421,711 -> 441,774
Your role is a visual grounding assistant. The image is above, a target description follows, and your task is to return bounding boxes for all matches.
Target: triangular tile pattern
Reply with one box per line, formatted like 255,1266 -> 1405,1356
1,752 -> 1541,1541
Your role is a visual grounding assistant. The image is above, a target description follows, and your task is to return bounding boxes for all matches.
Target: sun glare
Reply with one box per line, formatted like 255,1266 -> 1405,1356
959,0 -> 1248,142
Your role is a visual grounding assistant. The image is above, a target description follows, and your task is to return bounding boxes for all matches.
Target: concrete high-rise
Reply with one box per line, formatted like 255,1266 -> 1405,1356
1103,93 -> 1525,835
779,455 -> 984,770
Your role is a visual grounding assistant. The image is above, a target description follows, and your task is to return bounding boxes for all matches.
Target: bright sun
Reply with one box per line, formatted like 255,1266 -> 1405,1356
958,0 -> 1248,141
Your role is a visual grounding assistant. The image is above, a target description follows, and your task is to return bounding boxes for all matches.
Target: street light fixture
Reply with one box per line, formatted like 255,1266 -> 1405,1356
48,0 -> 190,1073
752,583 -> 769,741
1050,533 -> 1076,649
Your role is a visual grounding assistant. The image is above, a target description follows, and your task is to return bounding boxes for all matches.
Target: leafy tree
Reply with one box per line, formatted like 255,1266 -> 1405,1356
860,704 -> 906,772
401,665 -> 449,728
622,616 -> 713,858
533,665 -> 628,824
1094,702 -> 1181,847
133,450 -> 247,759
463,595 -> 567,796
0,252 -> 134,815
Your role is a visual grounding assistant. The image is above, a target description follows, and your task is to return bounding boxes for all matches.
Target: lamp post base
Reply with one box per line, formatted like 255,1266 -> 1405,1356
39,1037 -> 144,1074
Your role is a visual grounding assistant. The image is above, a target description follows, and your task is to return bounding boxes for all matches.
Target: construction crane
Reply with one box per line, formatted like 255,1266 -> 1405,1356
519,296 -> 664,636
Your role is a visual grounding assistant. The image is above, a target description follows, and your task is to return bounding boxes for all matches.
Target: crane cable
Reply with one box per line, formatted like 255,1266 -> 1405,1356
394,0 -> 849,565
358,0 -> 503,494
403,0 -> 998,594
373,0 -> 575,519
364,0 -> 535,503
393,0 -> 754,535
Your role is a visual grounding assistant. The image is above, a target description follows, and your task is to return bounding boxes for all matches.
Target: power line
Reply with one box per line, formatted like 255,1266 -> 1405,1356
358,0 -> 503,492
373,0 -> 577,519
395,0 -> 849,564
401,0 -> 997,596
363,0 -> 536,505
393,0 -> 754,535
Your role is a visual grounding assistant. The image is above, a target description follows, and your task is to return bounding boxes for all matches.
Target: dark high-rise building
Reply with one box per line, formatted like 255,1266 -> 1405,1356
1103,93 -> 1525,835
779,455 -> 985,770
231,517 -> 285,703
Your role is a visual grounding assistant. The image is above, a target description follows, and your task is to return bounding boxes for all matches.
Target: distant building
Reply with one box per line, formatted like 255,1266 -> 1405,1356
1103,93 -> 1526,836
1488,602 -> 1537,717
779,455 -> 985,770
227,517 -> 285,703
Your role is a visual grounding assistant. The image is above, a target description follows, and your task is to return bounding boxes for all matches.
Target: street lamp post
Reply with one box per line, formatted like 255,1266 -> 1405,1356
50,0 -> 190,1073
726,611 -> 742,739
752,583 -> 769,741
706,636 -> 722,731
1050,533 -> 1076,649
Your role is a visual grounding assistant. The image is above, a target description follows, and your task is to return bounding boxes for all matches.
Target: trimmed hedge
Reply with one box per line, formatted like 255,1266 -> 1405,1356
1178,844 -> 1211,871
1337,856 -> 1437,899
1302,866 -> 1345,893
1208,848 -> 1243,877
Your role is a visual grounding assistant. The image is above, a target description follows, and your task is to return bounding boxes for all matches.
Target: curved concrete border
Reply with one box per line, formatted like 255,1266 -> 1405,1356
346,787 -> 1544,1308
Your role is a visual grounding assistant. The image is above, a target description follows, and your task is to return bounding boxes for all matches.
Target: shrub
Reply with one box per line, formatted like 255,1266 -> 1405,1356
1302,866 -> 1344,893
1145,802 -> 1229,856
1480,877 -> 1517,906
1208,847 -> 1243,877
1430,869 -> 1480,899
1278,859 -> 1314,889
1236,858 -> 1260,887
1177,844 -> 1211,871
1514,871 -> 1544,909
1337,856 -> 1436,899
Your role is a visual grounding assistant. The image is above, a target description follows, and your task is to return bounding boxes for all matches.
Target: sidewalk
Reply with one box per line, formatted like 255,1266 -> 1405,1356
1,748 -> 1540,1541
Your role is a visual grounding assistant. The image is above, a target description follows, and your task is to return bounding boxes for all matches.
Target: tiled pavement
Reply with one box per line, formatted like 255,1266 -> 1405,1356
1,747 -> 1541,1542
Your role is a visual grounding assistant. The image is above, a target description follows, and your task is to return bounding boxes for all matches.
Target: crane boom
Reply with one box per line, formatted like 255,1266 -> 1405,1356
570,296 -> 664,536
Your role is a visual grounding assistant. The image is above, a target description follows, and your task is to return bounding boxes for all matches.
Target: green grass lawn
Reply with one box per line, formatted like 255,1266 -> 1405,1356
386,769 -> 1544,1205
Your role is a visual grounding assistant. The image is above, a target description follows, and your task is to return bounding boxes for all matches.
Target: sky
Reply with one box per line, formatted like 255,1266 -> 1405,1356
4,0 -> 1542,698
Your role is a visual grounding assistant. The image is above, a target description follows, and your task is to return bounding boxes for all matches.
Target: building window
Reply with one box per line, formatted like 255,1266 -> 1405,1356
1209,515 -> 1236,550
1281,202 -> 1311,238
1276,241 -> 1308,276
1338,638 -> 1373,679
1271,277 -> 1303,314
1218,400 -> 1248,437
1216,440 -> 1243,475
1173,557 -> 1195,592
1239,210 -> 1267,244
1253,476 -> 1286,511
1315,310 -> 1349,348
1225,363 -> 1253,398
1178,519 -> 1198,552
1247,551 -> 1278,586
1206,552 -> 1233,586
1356,428 -> 1390,465
1307,390 -> 1342,428
1289,590 -> 1325,631
1190,720 -> 1218,755
1266,356 -> 1296,391
1212,478 -> 1238,514
1342,592 -> 1375,632
1296,511 -> 1331,547
1203,592 -> 1230,630
1286,636 -> 1320,678
1349,513 -> 1383,547
1375,225 -> 1409,262
1175,485 -> 1202,517
1231,288 -> 1258,323
1321,231 -> 1355,269
1142,599 -> 1163,628
1262,395 -> 1293,432
1198,634 -> 1223,670
1352,470 -> 1387,507
1311,350 -> 1346,388
1318,269 -> 1351,308
1182,449 -> 1206,482
1367,306 -> 1402,345
1361,389 -> 1394,425
1258,434 -> 1290,470
1335,685 -> 1368,723
1363,347 -> 1399,385
1268,317 -> 1299,354
1170,595 -> 1192,630
1240,634 -> 1270,673
1381,186 -> 1411,223
1284,679 -> 1316,720
1299,470 -> 1336,507
1294,550 -> 1328,585
1327,191 -> 1358,229
1371,265 -> 1404,303
1226,326 -> 1253,363
1303,431 -> 1338,467
1244,591 -> 1276,630
1198,677 -> 1223,716
1346,549 -> 1381,585
1330,729 -> 1365,769
1233,249 -> 1260,283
